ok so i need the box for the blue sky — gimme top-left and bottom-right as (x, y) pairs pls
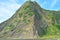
(0, 0), (60, 23)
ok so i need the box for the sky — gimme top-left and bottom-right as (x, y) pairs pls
(0, 0), (60, 23)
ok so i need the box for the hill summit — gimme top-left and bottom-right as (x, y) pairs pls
(0, 1), (60, 39)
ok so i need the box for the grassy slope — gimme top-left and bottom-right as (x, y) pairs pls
(33, 1), (60, 38)
(0, 1), (36, 38)
(39, 10), (60, 38)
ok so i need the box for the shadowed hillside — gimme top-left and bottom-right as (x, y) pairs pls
(0, 1), (60, 39)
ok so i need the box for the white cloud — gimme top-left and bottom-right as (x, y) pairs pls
(0, 0), (21, 23)
(50, 0), (58, 8)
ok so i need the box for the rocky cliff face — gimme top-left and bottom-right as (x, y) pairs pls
(0, 1), (60, 39)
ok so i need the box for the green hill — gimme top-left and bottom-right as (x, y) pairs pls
(0, 1), (60, 39)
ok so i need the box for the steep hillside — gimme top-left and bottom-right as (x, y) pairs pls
(0, 1), (60, 39)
